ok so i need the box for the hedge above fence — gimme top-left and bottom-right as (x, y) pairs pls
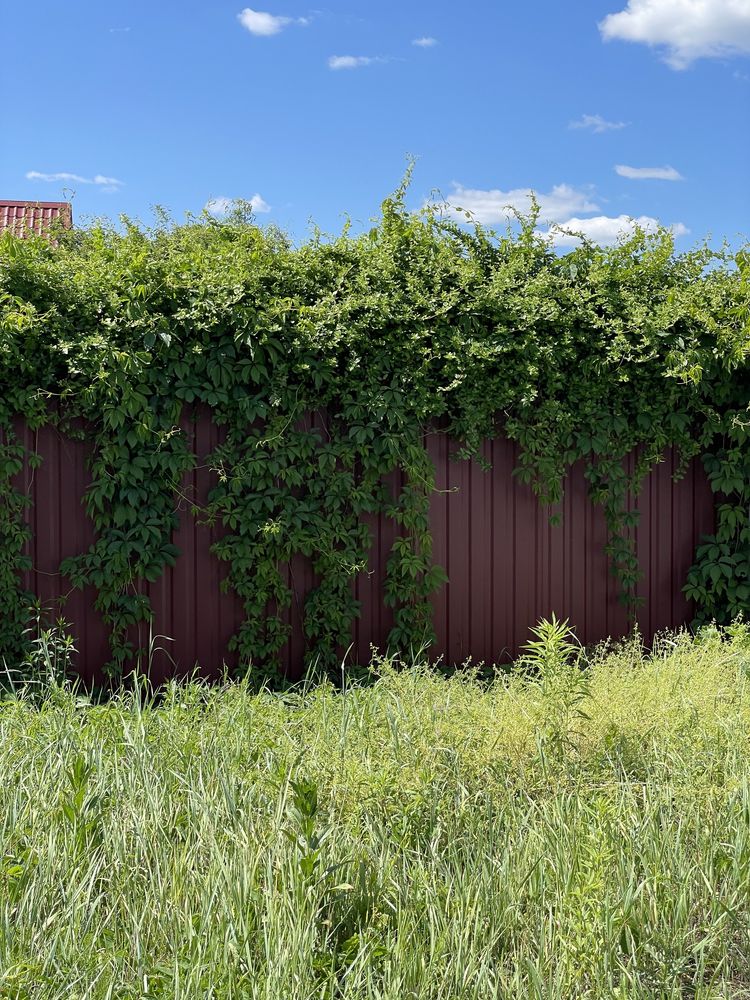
(0, 185), (748, 677)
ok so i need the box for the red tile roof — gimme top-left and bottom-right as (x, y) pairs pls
(0, 200), (73, 238)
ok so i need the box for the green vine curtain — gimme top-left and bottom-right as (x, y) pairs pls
(0, 189), (748, 678)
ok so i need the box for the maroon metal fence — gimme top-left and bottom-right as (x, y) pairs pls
(14, 417), (715, 683)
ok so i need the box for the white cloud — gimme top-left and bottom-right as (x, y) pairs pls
(26, 170), (123, 190)
(615, 164), (684, 179)
(569, 113), (628, 132)
(412, 36), (438, 47)
(439, 183), (599, 225)
(205, 197), (233, 216)
(327, 54), (386, 69)
(27, 171), (88, 184)
(205, 195), (271, 217)
(237, 8), (308, 36)
(249, 193), (271, 213)
(599, 0), (750, 69)
(539, 214), (689, 246)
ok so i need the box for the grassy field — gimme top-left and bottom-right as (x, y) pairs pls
(1, 622), (750, 999)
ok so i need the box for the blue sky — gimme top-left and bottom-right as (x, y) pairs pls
(3, 0), (749, 248)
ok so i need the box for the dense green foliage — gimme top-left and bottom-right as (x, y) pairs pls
(0, 187), (748, 676)
(1, 624), (750, 996)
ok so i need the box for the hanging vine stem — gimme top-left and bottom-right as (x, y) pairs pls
(0, 419), (35, 665)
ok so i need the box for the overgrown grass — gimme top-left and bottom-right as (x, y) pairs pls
(2, 623), (750, 998)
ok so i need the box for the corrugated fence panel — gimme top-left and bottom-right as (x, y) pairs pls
(13, 416), (715, 682)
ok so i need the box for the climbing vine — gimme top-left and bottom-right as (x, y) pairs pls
(683, 249), (750, 624)
(0, 188), (747, 678)
(0, 420), (34, 666)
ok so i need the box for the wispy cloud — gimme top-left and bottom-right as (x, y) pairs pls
(327, 54), (387, 70)
(108, 27), (131, 34)
(599, 0), (750, 69)
(539, 215), (689, 247)
(615, 164), (684, 180)
(412, 36), (438, 47)
(205, 195), (271, 216)
(569, 113), (628, 133)
(237, 7), (309, 36)
(27, 171), (88, 184)
(437, 183), (599, 225)
(26, 170), (123, 192)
